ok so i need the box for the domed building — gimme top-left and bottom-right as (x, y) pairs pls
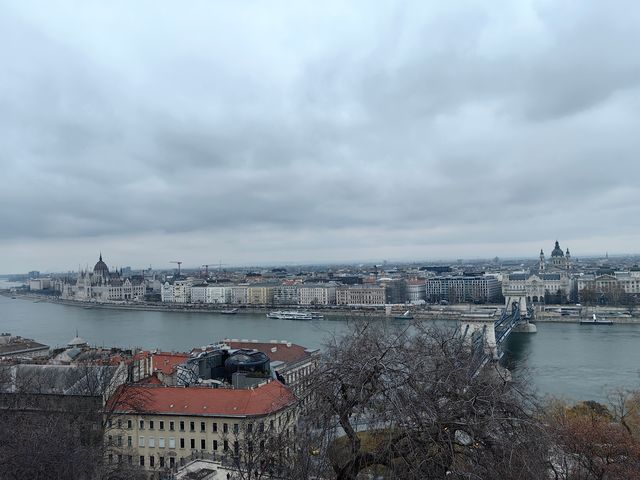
(540, 240), (571, 271)
(62, 254), (146, 302)
(503, 240), (574, 304)
(93, 253), (110, 279)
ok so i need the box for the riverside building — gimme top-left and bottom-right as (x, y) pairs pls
(108, 380), (297, 475)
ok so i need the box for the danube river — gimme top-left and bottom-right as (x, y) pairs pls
(2, 290), (640, 403)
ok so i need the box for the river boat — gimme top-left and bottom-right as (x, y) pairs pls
(394, 310), (414, 320)
(220, 308), (239, 315)
(267, 310), (315, 320)
(579, 313), (613, 325)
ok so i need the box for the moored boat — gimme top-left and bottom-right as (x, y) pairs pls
(579, 313), (613, 325)
(220, 308), (239, 315)
(394, 310), (414, 320)
(267, 310), (314, 320)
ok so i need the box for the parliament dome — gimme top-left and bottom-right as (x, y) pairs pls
(93, 253), (109, 276)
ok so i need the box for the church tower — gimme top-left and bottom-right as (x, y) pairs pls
(539, 249), (545, 271)
(565, 248), (571, 270)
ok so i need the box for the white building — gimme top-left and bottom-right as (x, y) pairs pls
(406, 280), (426, 303)
(206, 285), (232, 304)
(161, 280), (193, 303)
(298, 284), (337, 305)
(190, 284), (208, 304)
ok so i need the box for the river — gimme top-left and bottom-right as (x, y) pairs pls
(1, 286), (639, 403)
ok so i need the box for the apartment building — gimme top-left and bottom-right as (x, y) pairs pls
(298, 284), (337, 306)
(108, 381), (296, 475)
(426, 275), (501, 303)
(336, 285), (386, 306)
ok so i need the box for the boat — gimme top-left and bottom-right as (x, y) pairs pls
(266, 310), (314, 320)
(220, 308), (239, 315)
(394, 310), (414, 320)
(579, 313), (613, 325)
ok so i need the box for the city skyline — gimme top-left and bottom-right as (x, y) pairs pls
(2, 1), (640, 272)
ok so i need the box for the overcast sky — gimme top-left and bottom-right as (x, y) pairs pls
(1, 1), (640, 273)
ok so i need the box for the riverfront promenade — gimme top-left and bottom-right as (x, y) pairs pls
(3, 290), (639, 324)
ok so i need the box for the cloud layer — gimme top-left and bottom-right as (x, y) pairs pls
(1, 1), (640, 272)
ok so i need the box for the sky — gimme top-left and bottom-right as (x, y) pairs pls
(1, 0), (640, 273)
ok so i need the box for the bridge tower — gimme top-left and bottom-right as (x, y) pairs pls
(503, 289), (537, 333)
(461, 315), (499, 361)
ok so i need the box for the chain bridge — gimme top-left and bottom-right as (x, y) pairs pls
(462, 289), (537, 372)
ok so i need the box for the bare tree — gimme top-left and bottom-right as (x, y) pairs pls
(0, 362), (146, 480)
(287, 320), (551, 480)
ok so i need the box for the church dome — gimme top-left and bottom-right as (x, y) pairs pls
(551, 241), (564, 257)
(93, 253), (109, 276)
(68, 335), (87, 348)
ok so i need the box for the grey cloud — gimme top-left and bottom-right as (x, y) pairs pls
(1, 1), (640, 270)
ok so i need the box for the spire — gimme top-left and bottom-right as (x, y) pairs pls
(99, 252), (103, 262)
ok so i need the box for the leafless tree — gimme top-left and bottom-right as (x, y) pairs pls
(286, 320), (551, 480)
(0, 361), (147, 480)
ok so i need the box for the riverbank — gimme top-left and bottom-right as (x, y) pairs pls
(3, 290), (639, 324)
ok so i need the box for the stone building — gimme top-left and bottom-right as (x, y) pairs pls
(63, 254), (146, 302)
(502, 241), (574, 303)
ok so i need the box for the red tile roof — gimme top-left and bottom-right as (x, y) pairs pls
(114, 381), (295, 417)
(224, 340), (314, 365)
(151, 352), (190, 375)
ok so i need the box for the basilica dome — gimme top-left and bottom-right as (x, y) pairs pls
(551, 241), (564, 258)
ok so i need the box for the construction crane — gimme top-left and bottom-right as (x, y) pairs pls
(170, 261), (183, 276)
(202, 262), (227, 278)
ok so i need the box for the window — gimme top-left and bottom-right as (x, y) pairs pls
(233, 423), (239, 434)
(270, 420), (274, 429)
(127, 436), (132, 447)
(234, 441), (239, 455)
(179, 421), (185, 431)
(108, 454), (113, 464)
(259, 422), (264, 433)
(159, 438), (165, 448)
(223, 440), (229, 451)
(190, 439), (195, 449)
(150, 456), (155, 467)
(149, 437), (155, 448)
(223, 423), (228, 434)
(117, 436), (122, 447)
(169, 457), (175, 468)
(159, 457), (165, 468)
(170, 421), (175, 431)
(127, 419), (132, 429)
(108, 435), (112, 445)
(117, 419), (122, 429)
(201, 439), (206, 450)
(213, 440), (218, 451)
(139, 436), (145, 447)
(128, 455), (132, 465)
(149, 420), (154, 430)
(190, 421), (195, 432)
(247, 423), (253, 433)
(180, 438), (185, 449)
(117, 454), (122, 463)
(139, 420), (144, 430)
(169, 438), (176, 449)
(212, 422), (217, 432)
(139, 456), (144, 467)
(200, 421), (205, 432)
(159, 421), (164, 430)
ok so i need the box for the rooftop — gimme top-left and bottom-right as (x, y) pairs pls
(113, 380), (295, 417)
(224, 339), (317, 365)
